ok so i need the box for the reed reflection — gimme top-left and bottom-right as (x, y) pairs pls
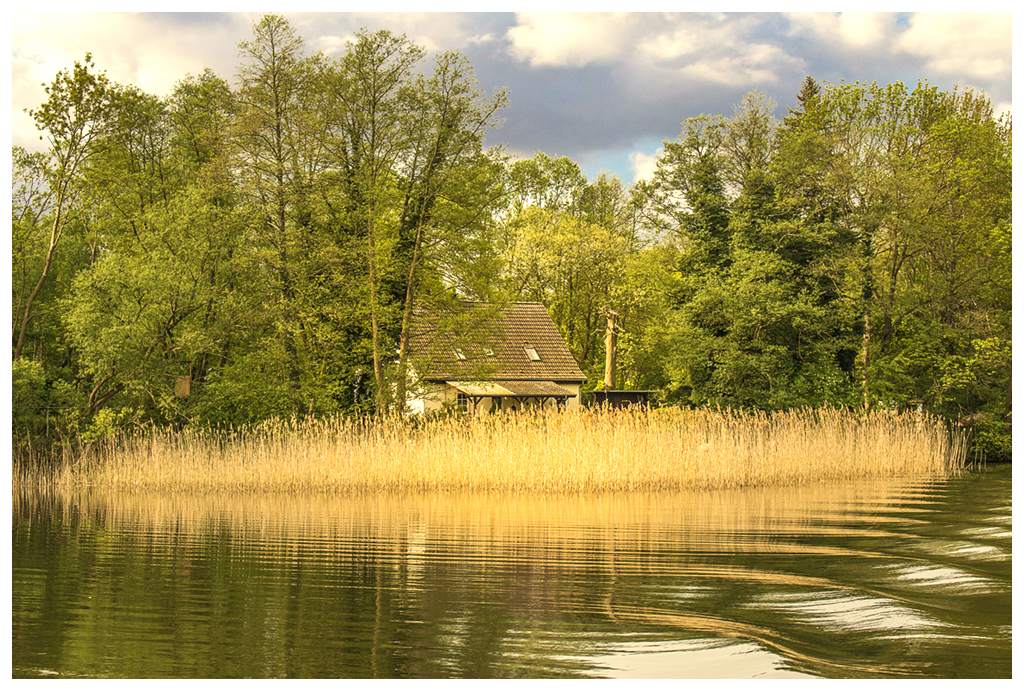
(12, 468), (1011, 678)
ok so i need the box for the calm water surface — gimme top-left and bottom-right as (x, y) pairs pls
(12, 465), (1011, 678)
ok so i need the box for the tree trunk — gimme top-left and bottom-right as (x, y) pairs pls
(1005, 361), (1012, 423)
(394, 249), (419, 412)
(14, 213), (63, 362)
(394, 120), (447, 412)
(368, 217), (387, 417)
(860, 311), (871, 411)
(604, 309), (618, 390)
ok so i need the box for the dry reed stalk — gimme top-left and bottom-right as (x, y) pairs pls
(13, 407), (966, 493)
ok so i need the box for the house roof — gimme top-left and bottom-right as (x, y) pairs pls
(411, 302), (586, 383)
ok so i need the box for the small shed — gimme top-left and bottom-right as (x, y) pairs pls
(588, 390), (653, 409)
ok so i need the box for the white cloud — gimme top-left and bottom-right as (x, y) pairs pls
(12, 13), (239, 150)
(507, 13), (800, 89)
(629, 150), (660, 184)
(304, 12), (495, 58)
(628, 18), (803, 94)
(834, 13), (897, 48)
(465, 33), (496, 46)
(638, 21), (703, 62)
(314, 34), (356, 58)
(29, 14), (224, 96)
(785, 12), (899, 50)
(784, 12), (1012, 88)
(504, 11), (1012, 97)
(897, 13), (1011, 83)
(506, 12), (639, 67)
(674, 43), (795, 87)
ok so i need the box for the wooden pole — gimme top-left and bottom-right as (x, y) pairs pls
(604, 309), (618, 390)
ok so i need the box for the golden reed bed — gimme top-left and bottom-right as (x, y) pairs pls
(14, 407), (967, 493)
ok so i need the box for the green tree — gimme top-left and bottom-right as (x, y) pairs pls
(55, 62), (258, 424)
(502, 208), (628, 376)
(723, 89), (778, 189)
(391, 50), (508, 409)
(648, 115), (732, 274)
(322, 28), (426, 414)
(15, 54), (113, 362)
(866, 87), (1011, 433)
(499, 155), (674, 391)
(504, 152), (590, 219)
(322, 29), (508, 413)
(233, 14), (319, 407)
(786, 80), (1011, 428)
(11, 147), (60, 359)
(655, 88), (863, 409)
(64, 179), (250, 421)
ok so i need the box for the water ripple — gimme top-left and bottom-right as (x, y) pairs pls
(12, 465), (1012, 678)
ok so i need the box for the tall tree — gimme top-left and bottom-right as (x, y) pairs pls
(392, 50), (508, 408)
(15, 54), (112, 361)
(723, 89), (778, 190)
(322, 29), (507, 413)
(233, 14), (316, 405)
(500, 154), (673, 390)
(649, 115), (732, 276)
(62, 68), (252, 422)
(784, 80), (1011, 421)
(654, 87), (864, 409)
(323, 28), (425, 414)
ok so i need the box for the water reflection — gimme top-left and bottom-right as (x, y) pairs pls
(12, 466), (1011, 678)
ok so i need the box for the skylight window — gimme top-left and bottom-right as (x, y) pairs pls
(525, 347), (541, 362)
(453, 348), (466, 361)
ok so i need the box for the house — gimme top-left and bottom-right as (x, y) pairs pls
(407, 302), (587, 415)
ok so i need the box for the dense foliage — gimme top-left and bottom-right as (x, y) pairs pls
(12, 17), (1011, 461)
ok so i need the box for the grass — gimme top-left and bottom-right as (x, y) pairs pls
(13, 406), (967, 493)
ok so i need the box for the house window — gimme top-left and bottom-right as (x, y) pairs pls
(453, 348), (466, 361)
(525, 347), (541, 361)
(457, 392), (469, 413)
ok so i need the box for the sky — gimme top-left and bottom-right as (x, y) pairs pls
(9, 8), (1014, 185)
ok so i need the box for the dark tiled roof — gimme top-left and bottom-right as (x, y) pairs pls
(411, 302), (586, 382)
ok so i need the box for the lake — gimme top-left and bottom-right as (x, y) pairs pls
(11, 464), (1011, 678)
